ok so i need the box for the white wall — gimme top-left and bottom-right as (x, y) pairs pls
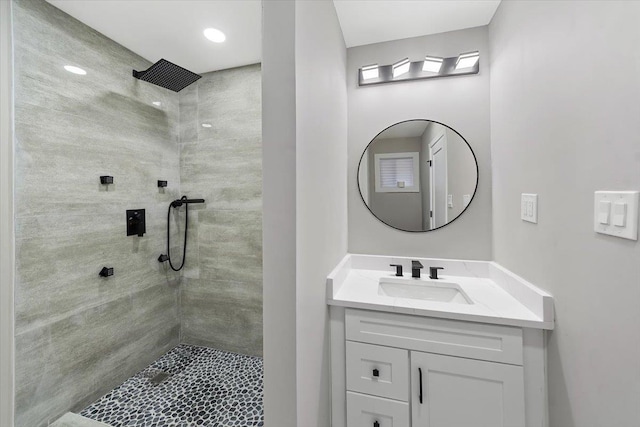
(295, 1), (348, 425)
(263, 1), (348, 426)
(0, 0), (15, 425)
(262, 1), (297, 425)
(347, 27), (492, 259)
(489, 2), (640, 426)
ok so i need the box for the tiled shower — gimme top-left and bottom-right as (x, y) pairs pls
(12, 0), (262, 425)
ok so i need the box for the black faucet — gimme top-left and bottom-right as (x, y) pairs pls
(429, 266), (444, 280)
(411, 260), (424, 278)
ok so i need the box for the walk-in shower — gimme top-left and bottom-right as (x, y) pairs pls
(158, 196), (205, 271)
(12, 0), (263, 425)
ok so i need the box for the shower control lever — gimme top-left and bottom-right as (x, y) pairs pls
(126, 209), (146, 237)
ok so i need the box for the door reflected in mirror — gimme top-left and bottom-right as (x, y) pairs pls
(358, 120), (478, 232)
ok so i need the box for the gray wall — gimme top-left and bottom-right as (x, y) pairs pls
(295, 1), (348, 425)
(347, 26), (492, 259)
(367, 137), (423, 230)
(12, 1), (182, 425)
(262, 1), (298, 425)
(262, 1), (348, 426)
(178, 64), (263, 356)
(489, 2), (640, 426)
(0, 0), (15, 425)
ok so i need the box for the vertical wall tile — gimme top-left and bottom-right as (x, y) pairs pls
(179, 64), (263, 357)
(13, 0), (181, 425)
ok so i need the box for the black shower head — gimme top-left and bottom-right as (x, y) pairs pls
(133, 58), (201, 92)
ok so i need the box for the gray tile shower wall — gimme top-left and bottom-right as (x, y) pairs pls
(13, 1), (181, 425)
(178, 65), (263, 357)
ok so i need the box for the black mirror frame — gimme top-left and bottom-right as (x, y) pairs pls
(357, 119), (480, 233)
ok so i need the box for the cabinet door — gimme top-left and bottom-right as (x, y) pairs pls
(411, 352), (525, 427)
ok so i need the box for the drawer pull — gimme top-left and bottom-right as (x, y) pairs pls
(373, 421), (380, 427)
(418, 367), (423, 404)
(372, 368), (380, 377)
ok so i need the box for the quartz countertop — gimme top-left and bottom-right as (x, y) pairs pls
(327, 254), (554, 330)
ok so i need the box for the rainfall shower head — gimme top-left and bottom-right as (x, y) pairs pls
(133, 59), (201, 92)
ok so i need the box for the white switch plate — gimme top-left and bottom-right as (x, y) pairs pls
(521, 194), (538, 223)
(463, 194), (471, 207)
(594, 191), (639, 240)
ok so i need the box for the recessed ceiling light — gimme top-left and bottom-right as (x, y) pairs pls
(64, 65), (86, 75)
(392, 58), (410, 78)
(204, 28), (226, 43)
(201, 123), (212, 128)
(361, 64), (379, 80)
(422, 56), (444, 73)
(455, 51), (479, 70)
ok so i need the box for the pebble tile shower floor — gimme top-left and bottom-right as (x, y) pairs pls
(80, 344), (263, 427)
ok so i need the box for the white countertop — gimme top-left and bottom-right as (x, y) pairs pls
(327, 254), (554, 330)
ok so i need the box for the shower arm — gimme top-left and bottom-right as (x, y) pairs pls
(171, 198), (205, 208)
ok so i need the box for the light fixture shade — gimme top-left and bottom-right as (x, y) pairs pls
(392, 58), (411, 77)
(361, 64), (379, 80)
(455, 51), (479, 69)
(422, 56), (444, 73)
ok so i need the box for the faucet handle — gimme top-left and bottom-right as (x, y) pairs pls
(429, 266), (444, 280)
(389, 264), (403, 277)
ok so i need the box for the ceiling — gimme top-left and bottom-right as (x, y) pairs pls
(46, 1), (499, 75)
(333, 0), (501, 48)
(378, 121), (432, 139)
(46, 0), (261, 74)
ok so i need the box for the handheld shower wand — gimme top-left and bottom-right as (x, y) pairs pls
(158, 196), (205, 271)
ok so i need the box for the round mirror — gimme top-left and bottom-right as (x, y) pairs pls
(357, 119), (478, 232)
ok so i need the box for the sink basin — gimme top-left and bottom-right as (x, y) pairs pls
(378, 277), (473, 304)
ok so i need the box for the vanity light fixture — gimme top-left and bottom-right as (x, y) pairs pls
(422, 56), (444, 73)
(201, 123), (212, 128)
(392, 58), (411, 77)
(204, 28), (226, 43)
(152, 101), (162, 107)
(358, 51), (479, 87)
(361, 64), (379, 80)
(64, 65), (87, 75)
(455, 51), (479, 70)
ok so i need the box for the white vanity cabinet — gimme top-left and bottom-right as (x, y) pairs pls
(335, 308), (546, 427)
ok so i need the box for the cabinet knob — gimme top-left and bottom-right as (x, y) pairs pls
(372, 368), (379, 377)
(373, 422), (380, 427)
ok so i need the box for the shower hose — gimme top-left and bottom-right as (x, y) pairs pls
(166, 195), (189, 271)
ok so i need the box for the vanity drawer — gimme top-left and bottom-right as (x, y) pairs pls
(347, 391), (409, 427)
(346, 341), (409, 401)
(345, 309), (523, 365)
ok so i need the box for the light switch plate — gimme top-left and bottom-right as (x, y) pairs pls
(521, 194), (538, 223)
(463, 194), (471, 207)
(594, 191), (639, 240)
